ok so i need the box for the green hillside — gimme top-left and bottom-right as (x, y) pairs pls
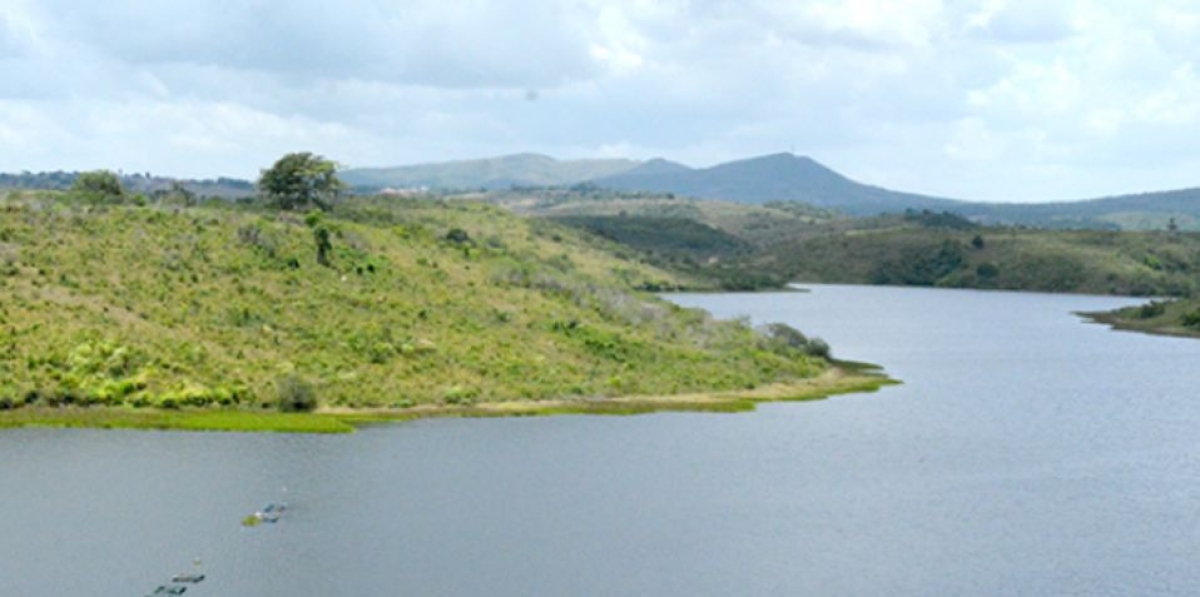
(489, 186), (839, 244)
(522, 199), (1200, 297)
(769, 217), (1200, 296)
(483, 188), (842, 289)
(0, 191), (882, 429)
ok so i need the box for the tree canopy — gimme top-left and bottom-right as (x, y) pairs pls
(71, 170), (125, 203)
(258, 152), (344, 211)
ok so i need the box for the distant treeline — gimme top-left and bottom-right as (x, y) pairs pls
(0, 171), (255, 199)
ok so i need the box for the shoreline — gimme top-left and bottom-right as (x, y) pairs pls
(0, 367), (897, 434)
(1079, 309), (1200, 340)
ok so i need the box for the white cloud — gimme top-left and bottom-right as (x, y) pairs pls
(1134, 64), (1200, 125)
(967, 58), (1083, 118)
(801, 0), (944, 48)
(965, 0), (1078, 43)
(38, 0), (602, 89)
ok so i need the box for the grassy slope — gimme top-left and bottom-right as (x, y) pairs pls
(491, 188), (838, 245)
(489, 189), (843, 289)
(0, 193), (881, 430)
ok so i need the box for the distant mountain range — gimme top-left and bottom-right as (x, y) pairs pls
(342, 152), (975, 214)
(5, 152), (1198, 230)
(0, 171), (254, 199)
(343, 152), (1200, 230)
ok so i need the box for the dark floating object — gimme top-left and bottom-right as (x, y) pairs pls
(242, 500), (289, 526)
(152, 585), (187, 595)
(171, 574), (205, 584)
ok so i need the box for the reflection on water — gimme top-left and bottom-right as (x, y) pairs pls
(2, 285), (1198, 596)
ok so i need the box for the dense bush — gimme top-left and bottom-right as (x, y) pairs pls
(1183, 309), (1200, 328)
(760, 322), (832, 360)
(1139, 301), (1167, 319)
(871, 240), (966, 286)
(276, 374), (318, 412)
(445, 228), (472, 245)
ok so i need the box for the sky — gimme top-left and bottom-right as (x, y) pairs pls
(1, 0), (1198, 202)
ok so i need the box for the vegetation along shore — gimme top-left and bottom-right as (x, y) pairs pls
(1080, 298), (1200, 340)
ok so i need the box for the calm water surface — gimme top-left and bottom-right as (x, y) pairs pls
(3, 285), (1199, 596)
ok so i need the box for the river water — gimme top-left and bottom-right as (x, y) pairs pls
(3, 285), (1198, 596)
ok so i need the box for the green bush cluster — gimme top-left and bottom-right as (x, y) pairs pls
(759, 322), (832, 360)
(276, 374), (317, 412)
(1183, 309), (1200, 328)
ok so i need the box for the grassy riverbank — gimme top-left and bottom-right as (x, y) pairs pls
(0, 190), (889, 429)
(0, 406), (355, 433)
(0, 367), (895, 433)
(1082, 298), (1200, 339)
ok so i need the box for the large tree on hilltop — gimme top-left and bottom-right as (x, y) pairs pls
(258, 152), (345, 211)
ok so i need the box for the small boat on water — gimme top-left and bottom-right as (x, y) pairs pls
(242, 500), (289, 526)
(151, 585), (187, 595)
(171, 574), (205, 584)
(263, 502), (288, 513)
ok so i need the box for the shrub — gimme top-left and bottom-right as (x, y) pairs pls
(761, 322), (808, 350)
(442, 385), (479, 405)
(1183, 309), (1200, 328)
(803, 337), (831, 359)
(1139, 301), (1167, 319)
(445, 228), (472, 245)
(976, 262), (1000, 278)
(760, 322), (832, 360)
(276, 374), (318, 412)
(313, 225), (332, 266)
(368, 342), (396, 364)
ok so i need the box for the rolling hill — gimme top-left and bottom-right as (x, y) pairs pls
(960, 188), (1200, 230)
(340, 154), (642, 190)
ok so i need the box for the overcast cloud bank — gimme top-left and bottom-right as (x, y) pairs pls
(1, 0), (1197, 202)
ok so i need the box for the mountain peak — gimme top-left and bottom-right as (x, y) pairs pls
(706, 153), (845, 183)
(495, 152), (557, 163)
(594, 151), (962, 214)
(727, 152), (825, 169)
